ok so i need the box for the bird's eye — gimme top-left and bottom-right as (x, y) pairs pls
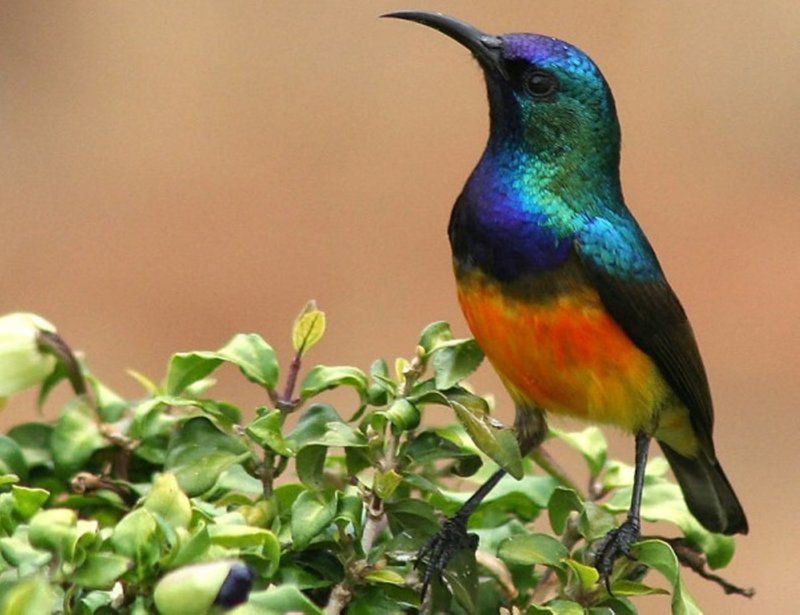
(524, 70), (558, 99)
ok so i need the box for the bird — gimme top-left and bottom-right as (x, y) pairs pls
(383, 11), (748, 596)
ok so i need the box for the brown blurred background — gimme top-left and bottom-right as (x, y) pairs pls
(2, 1), (798, 611)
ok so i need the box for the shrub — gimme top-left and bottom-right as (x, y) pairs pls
(0, 305), (750, 613)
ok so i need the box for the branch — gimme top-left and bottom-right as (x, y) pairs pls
(279, 351), (303, 412)
(323, 583), (352, 615)
(646, 536), (754, 598)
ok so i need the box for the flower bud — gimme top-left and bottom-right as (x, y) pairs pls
(0, 313), (57, 402)
(154, 560), (254, 614)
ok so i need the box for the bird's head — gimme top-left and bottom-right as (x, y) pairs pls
(384, 11), (621, 170)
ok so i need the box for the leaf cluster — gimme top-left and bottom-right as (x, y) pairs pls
(0, 306), (742, 614)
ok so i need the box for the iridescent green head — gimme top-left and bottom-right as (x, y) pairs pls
(383, 12), (621, 173)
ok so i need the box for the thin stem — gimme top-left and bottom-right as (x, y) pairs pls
(324, 583), (352, 615)
(260, 453), (275, 499)
(648, 536), (755, 598)
(281, 352), (302, 408)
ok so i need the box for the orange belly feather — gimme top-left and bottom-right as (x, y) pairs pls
(457, 270), (671, 433)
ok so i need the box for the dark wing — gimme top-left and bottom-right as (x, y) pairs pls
(574, 232), (715, 451)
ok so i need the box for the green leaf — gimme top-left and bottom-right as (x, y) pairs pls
(602, 456), (670, 491)
(232, 586), (323, 615)
(435, 474), (557, 520)
(111, 508), (160, 566)
(290, 490), (338, 548)
(169, 523), (211, 569)
(578, 502), (617, 542)
(564, 558), (599, 591)
(246, 409), (294, 456)
(418, 321), (453, 354)
(432, 339), (484, 389)
(167, 333), (279, 395)
(363, 568), (406, 586)
(292, 301), (326, 354)
(0, 536), (51, 574)
(207, 524), (280, 557)
(548, 487), (583, 535)
(166, 352), (222, 397)
(549, 426), (608, 476)
(143, 472), (192, 530)
(0, 576), (54, 615)
(373, 469), (402, 499)
(451, 400), (523, 479)
(0, 436), (28, 481)
(607, 579), (669, 596)
(216, 333), (279, 389)
(374, 398), (420, 431)
(211, 463), (263, 496)
(72, 552), (131, 589)
(6, 423), (53, 470)
(165, 417), (251, 496)
(1, 485), (49, 525)
(36, 359), (69, 411)
(440, 548), (478, 614)
(0, 474), (18, 488)
(51, 399), (105, 476)
(28, 508), (98, 563)
(404, 430), (481, 477)
(385, 499), (441, 537)
(299, 365), (368, 401)
(286, 405), (367, 450)
(527, 600), (585, 615)
(633, 539), (702, 615)
(497, 532), (567, 568)
(296, 446), (326, 489)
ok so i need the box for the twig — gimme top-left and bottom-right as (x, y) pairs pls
(477, 550), (518, 601)
(280, 351), (302, 411)
(649, 536), (755, 598)
(70, 471), (134, 503)
(324, 583), (352, 615)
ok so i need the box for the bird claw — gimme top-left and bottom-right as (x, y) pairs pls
(593, 518), (640, 593)
(416, 513), (479, 600)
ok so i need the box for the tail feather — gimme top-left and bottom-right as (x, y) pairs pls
(659, 442), (748, 535)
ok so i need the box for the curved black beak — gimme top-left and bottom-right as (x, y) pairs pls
(382, 11), (505, 78)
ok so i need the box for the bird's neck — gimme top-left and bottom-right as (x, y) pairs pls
(448, 138), (625, 283)
(482, 134), (624, 215)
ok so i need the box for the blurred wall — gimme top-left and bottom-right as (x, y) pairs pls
(2, 1), (798, 610)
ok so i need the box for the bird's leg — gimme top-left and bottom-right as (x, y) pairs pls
(416, 468), (506, 599)
(594, 431), (650, 591)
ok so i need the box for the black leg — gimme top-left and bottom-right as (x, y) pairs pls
(417, 468), (506, 599)
(594, 432), (650, 591)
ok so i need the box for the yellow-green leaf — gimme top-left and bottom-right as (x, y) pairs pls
(292, 301), (326, 354)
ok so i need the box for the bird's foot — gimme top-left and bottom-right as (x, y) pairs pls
(416, 513), (479, 599)
(593, 517), (640, 592)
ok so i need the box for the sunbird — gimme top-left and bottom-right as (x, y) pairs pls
(384, 11), (748, 594)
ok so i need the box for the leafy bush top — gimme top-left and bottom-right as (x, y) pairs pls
(0, 305), (750, 614)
